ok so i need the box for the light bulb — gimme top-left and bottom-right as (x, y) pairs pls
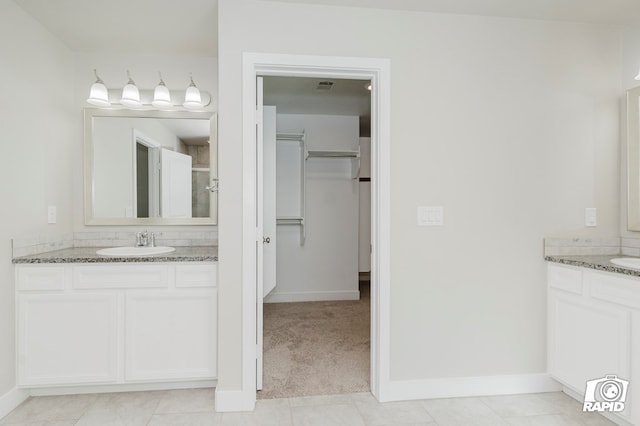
(120, 70), (141, 108)
(152, 72), (172, 109)
(87, 69), (110, 107)
(183, 74), (203, 110)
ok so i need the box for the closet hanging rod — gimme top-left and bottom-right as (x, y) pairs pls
(276, 133), (305, 141)
(306, 149), (359, 159)
(276, 217), (304, 224)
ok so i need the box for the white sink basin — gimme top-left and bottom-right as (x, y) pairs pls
(96, 246), (176, 257)
(610, 257), (640, 269)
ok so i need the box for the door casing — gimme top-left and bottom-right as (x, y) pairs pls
(236, 52), (391, 410)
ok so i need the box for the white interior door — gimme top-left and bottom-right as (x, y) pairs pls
(256, 77), (278, 391)
(160, 148), (192, 218)
(263, 106), (277, 297)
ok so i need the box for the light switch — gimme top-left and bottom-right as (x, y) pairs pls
(47, 205), (57, 224)
(585, 207), (597, 227)
(417, 206), (444, 226)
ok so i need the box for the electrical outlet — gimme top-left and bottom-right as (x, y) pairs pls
(47, 205), (57, 224)
(585, 207), (597, 227)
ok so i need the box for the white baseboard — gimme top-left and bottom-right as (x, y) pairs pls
(0, 387), (29, 421)
(27, 380), (216, 396)
(215, 388), (255, 412)
(378, 373), (562, 402)
(264, 290), (360, 303)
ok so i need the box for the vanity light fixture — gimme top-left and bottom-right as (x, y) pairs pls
(183, 74), (203, 110)
(86, 70), (212, 110)
(635, 68), (640, 81)
(152, 72), (172, 109)
(120, 70), (142, 108)
(87, 69), (110, 107)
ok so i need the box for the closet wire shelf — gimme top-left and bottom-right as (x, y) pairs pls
(305, 147), (361, 179)
(274, 133), (362, 245)
(276, 132), (306, 245)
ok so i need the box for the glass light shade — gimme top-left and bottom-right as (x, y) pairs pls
(87, 81), (110, 107)
(183, 85), (202, 109)
(152, 83), (172, 109)
(635, 69), (640, 81)
(121, 83), (141, 107)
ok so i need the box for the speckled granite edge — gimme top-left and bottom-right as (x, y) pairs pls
(12, 246), (217, 264)
(545, 255), (640, 278)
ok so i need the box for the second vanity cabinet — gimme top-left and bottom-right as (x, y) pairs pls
(548, 262), (640, 425)
(16, 262), (217, 388)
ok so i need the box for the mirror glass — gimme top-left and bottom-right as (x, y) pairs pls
(628, 86), (640, 231)
(84, 108), (217, 225)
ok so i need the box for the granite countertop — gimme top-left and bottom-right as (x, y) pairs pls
(545, 254), (640, 278)
(12, 246), (218, 264)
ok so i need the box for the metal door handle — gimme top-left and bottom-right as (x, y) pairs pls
(263, 237), (271, 244)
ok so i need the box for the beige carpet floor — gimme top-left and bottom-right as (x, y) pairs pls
(259, 282), (370, 399)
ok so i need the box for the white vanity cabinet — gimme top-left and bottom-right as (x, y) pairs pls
(16, 262), (217, 388)
(547, 263), (639, 425)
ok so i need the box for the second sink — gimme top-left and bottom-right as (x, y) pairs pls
(610, 257), (640, 269)
(96, 246), (176, 257)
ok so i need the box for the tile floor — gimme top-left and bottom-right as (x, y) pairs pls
(0, 389), (616, 426)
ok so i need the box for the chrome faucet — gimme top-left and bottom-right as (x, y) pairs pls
(135, 231), (149, 247)
(135, 231), (161, 247)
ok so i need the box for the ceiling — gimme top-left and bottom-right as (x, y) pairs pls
(263, 77), (372, 134)
(13, 0), (218, 56)
(12, 0), (640, 59)
(160, 118), (211, 146)
(263, 0), (640, 25)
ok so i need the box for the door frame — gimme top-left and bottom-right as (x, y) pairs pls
(131, 129), (161, 218)
(241, 52), (391, 407)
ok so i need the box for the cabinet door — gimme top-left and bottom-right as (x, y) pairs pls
(125, 289), (217, 381)
(18, 293), (118, 386)
(549, 290), (631, 394)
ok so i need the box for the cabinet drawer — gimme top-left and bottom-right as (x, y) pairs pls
(73, 264), (169, 289)
(17, 266), (66, 291)
(587, 271), (640, 309)
(548, 263), (583, 294)
(175, 263), (217, 288)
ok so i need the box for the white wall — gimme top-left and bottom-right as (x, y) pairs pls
(267, 113), (360, 302)
(93, 117), (181, 218)
(0, 0), (75, 396)
(72, 53), (218, 232)
(217, 0), (621, 392)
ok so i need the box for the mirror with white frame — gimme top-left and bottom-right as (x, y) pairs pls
(84, 108), (217, 225)
(628, 86), (640, 230)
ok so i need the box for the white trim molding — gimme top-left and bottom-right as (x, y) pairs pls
(27, 380), (216, 397)
(0, 387), (29, 421)
(215, 389), (254, 412)
(380, 374), (562, 402)
(235, 52), (392, 413)
(264, 290), (360, 303)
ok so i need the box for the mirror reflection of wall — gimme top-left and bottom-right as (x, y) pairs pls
(92, 116), (210, 220)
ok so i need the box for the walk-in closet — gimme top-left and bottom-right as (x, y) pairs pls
(259, 76), (372, 398)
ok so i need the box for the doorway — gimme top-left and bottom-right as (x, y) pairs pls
(240, 53), (391, 407)
(259, 76), (372, 398)
(132, 130), (160, 219)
